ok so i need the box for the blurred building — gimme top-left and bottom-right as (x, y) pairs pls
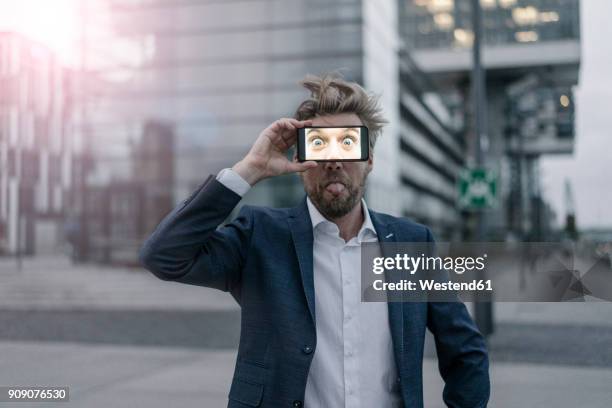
(80, 0), (466, 245)
(81, 120), (175, 264)
(401, 0), (581, 239)
(131, 120), (175, 236)
(394, 50), (466, 238)
(0, 32), (76, 255)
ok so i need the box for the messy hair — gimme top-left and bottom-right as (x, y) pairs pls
(293, 72), (388, 151)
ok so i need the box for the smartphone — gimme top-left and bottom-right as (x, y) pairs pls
(297, 125), (369, 162)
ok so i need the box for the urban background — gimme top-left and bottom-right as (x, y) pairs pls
(1, 0), (611, 407)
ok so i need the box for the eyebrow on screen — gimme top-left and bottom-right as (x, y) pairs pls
(307, 133), (328, 142)
(308, 128), (358, 134)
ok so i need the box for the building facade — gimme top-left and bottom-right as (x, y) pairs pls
(400, 0), (581, 239)
(0, 32), (76, 255)
(91, 0), (466, 242)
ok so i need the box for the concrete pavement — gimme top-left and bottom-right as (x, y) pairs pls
(1, 340), (611, 408)
(1, 255), (612, 406)
(0, 255), (238, 311)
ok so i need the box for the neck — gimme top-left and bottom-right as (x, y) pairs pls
(330, 200), (364, 242)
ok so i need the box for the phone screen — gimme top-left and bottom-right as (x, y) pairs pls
(297, 126), (369, 161)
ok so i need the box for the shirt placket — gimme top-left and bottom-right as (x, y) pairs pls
(341, 240), (361, 407)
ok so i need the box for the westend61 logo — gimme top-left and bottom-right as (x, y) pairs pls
(371, 253), (488, 275)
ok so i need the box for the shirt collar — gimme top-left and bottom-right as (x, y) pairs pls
(306, 196), (377, 241)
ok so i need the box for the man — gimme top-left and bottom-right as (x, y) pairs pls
(139, 73), (490, 408)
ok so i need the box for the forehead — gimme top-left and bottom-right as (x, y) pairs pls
(306, 127), (359, 138)
(310, 112), (362, 127)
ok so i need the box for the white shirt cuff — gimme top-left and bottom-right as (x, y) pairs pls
(216, 168), (252, 197)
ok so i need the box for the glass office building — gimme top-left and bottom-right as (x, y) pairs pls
(73, 0), (469, 248)
(400, 0), (581, 239)
(99, 0), (367, 207)
(401, 0), (580, 49)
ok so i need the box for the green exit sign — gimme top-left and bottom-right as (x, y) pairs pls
(457, 168), (498, 210)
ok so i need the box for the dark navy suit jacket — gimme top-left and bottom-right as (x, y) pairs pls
(139, 174), (490, 408)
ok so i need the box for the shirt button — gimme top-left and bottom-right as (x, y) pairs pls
(302, 345), (313, 354)
(293, 400), (303, 408)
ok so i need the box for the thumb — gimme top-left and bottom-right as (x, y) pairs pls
(286, 160), (318, 173)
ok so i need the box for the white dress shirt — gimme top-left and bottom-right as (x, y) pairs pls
(216, 168), (401, 408)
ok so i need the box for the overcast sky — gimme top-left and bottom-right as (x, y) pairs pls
(540, 0), (612, 229)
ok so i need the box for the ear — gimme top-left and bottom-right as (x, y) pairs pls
(366, 150), (374, 174)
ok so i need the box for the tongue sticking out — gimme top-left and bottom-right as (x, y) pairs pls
(325, 182), (346, 195)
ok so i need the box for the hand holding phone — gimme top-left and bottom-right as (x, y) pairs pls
(297, 126), (369, 162)
(232, 118), (317, 185)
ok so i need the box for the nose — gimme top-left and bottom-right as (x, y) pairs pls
(324, 161), (343, 170)
(324, 140), (342, 160)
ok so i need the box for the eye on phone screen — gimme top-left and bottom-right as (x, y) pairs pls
(297, 126), (369, 162)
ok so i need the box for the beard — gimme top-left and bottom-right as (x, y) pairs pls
(306, 169), (368, 219)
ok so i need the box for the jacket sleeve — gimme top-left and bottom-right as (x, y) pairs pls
(138, 174), (253, 294)
(425, 228), (491, 408)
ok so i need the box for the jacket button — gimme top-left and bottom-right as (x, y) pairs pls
(302, 345), (313, 354)
(293, 400), (303, 407)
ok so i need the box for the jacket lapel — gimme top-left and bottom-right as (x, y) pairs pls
(369, 210), (405, 371)
(288, 197), (316, 325)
